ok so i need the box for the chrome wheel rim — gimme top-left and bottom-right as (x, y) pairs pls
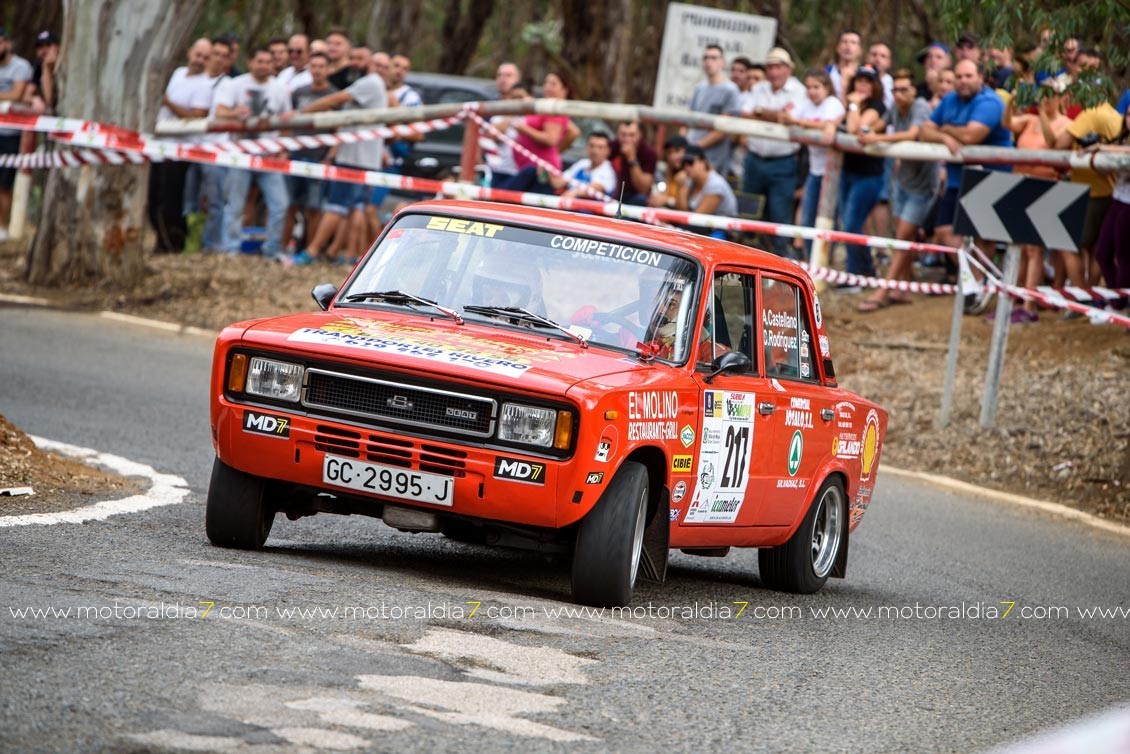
(810, 486), (843, 578)
(628, 486), (648, 589)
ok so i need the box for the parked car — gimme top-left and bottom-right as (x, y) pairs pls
(206, 200), (888, 606)
(401, 73), (496, 179)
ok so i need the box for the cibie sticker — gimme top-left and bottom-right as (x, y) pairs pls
(684, 391), (755, 524)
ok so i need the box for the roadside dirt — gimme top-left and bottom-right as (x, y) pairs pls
(0, 413), (142, 515)
(2, 240), (1127, 522)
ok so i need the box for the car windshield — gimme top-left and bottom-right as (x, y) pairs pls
(339, 213), (701, 362)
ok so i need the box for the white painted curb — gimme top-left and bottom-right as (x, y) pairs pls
(0, 436), (190, 527)
(882, 465), (1130, 538)
(0, 293), (215, 337)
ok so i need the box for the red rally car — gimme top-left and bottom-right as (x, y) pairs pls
(207, 200), (887, 607)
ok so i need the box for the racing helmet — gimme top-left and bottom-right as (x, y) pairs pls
(471, 250), (544, 311)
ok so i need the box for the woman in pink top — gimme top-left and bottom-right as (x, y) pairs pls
(1003, 79), (1071, 321)
(512, 72), (572, 171)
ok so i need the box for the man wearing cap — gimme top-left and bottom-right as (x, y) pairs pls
(916, 42), (952, 100)
(686, 45), (741, 178)
(28, 31), (59, 113)
(739, 46), (807, 258)
(0, 27), (33, 241)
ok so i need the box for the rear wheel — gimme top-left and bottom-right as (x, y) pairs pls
(205, 457), (274, 549)
(758, 477), (845, 593)
(571, 461), (649, 607)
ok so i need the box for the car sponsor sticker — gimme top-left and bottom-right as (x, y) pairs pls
(595, 440), (611, 463)
(685, 391), (755, 524)
(627, 390), (680, 442)
(426, 216), (504, 237)
(861, 409), (880, 481)
(243, 410), (290, 439)
(585, 472), (604, 484)
(787, 430), (803, 476)
(680, 425), (695, 448)
(672, 480), (687, 503)
(288, 317), (580, 378)
(671, 455), (694, 473)
(493, 457), (546, 485)
(669, 507), (682, 522)
(813, 294), (823, 328)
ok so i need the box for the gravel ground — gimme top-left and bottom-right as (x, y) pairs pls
(2, 241), (1127, 521)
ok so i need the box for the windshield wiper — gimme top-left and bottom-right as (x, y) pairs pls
(342, 290), (463, 325)
(463, 305), (588, 348)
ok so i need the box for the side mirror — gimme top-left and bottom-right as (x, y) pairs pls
(311, 283), (338, 311)
(704, 350), (751, 383)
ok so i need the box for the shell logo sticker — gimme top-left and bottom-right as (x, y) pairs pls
(861, 409), (880, 481)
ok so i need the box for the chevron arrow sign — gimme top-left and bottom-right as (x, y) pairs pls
(953, 168), (1089, 251)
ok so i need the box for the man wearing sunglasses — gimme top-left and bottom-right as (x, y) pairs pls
(278, 34), (312, 92)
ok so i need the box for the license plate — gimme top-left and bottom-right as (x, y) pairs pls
(322, 454), (454, 506)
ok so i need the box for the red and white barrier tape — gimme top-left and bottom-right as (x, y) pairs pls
(0, 148), (155, 168)
(0, 111), (463, 160)
(463, 108), (617, 203)
(801, 264), (958, 295)
(966, 253), (1130, 328)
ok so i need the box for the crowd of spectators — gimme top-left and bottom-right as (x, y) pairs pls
(675, 30), (1130, 319)
(0, 22), (1127, 317)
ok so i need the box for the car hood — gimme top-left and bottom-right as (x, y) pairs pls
(239, 310), (648, 394)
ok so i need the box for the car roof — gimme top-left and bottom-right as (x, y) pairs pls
(403, 200), (809, 279)
(405, 72), (497, 96)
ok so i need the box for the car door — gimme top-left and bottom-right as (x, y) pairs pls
(682, 268), (771, 527)
(757, 274), (831, 525)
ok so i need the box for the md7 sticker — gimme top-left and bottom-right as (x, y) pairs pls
(685, 391), (756, 524)
(243, 410), (290, 439)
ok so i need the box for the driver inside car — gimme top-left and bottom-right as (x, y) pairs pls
(469, 251), (546, 314)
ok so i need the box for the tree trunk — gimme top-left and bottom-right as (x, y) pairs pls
(558, 0), (633, 101)
(437, 0), (497, 74)
(368, 1), (422, 57)
(26, 0), (205, 288)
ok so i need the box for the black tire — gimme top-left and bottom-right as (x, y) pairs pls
(205, 457), (274, 549)
(571, 461), (649, 607)
(758, 477), (845, 594)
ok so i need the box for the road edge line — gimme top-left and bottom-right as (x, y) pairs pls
(0, 293), (215, 337)
(882, 465), (1130, 537)
(0, 436), (191, 527)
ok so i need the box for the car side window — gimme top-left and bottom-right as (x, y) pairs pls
(697, 272), (756, 370)
(761, 277), (818, 382)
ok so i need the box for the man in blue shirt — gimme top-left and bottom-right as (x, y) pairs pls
(919, 59), (1012, 311)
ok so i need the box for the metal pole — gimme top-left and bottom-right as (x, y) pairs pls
(980, 243), (1021, 428)
(939, 246), (969, 428)
(808, 149), (842, 293)
(459, 113), (480, 185)
(8, 128), (34, 240)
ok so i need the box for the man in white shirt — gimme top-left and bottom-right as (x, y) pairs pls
(553, 132), (617, 198)
(276, 34), (312, 92)
(150, 38), (213, 253)
(211, 46), (292, 259)
(286, 70), (388, 264)
(826, 29), (862, 100)
(740, 46), (808, 257)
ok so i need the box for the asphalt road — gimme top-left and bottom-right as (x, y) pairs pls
(1, 306), (1127, 753)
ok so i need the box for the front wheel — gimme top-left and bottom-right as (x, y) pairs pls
(571, 461), (649, 607)
(205, 457), (274, 549)
(758, 477), (845, 594)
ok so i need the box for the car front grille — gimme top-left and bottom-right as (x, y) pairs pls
(303, 368), (496, 437)
(313, 425), (469, 477)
